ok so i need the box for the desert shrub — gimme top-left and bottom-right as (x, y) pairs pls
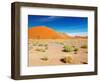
(38, 44), (43, 46)
(74, 48), (78, 51)
(32, 43), (37, 46)
(35, 48), (41, 51)
(38, 43), (48, 47)
(41, 49), (46, 52)
(44, 44), (48, 47)
(35, 48), (46, 52)
(60, 55), (72, 63)
(81, 44), (87, 48)
(81, 62), (88, 64)
(63, 45), (74, 52)
(64, 55), (72, 63)
(40, 57), (48, 61)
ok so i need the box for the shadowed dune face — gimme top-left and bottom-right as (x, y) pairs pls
(28, 26), (71, 39)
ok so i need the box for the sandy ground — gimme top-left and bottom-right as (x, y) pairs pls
(28, 39), (88, 66)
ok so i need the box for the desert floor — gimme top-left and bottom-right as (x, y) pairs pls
(28, 39), (88, 66)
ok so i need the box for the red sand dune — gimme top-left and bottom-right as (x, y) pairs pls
(28, 26), (70, 39)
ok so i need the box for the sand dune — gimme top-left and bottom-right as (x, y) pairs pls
(28, 26), (71, 39)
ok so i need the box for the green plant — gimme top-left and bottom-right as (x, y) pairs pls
(81, 44), (87, 48)
(63, 45), (74, 52)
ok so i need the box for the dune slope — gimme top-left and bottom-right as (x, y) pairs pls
(28, 26), (70, 39)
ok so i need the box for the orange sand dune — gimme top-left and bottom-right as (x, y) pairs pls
(28, 26), (70, 39)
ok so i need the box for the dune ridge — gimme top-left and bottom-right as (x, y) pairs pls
(28, 26), (70, 39)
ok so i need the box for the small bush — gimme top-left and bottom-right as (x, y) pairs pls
(44, 44), (48, 47)
(32, 43), (37, 46)
(81, 44), (87, 48)
(38, 44), (43, 46)
(40, 57), (48, 61)
(63, 45), (74, 52)
(41, 49), (46, 52)
(35, 48), (41, 51)
(81, 62), (88, 64)
(60, 55), (73, 63)
(35, 48), (46, 52)
(74, 48), (78, 51)
(64, 55), (72, 63)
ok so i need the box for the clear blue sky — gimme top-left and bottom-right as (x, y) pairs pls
(28, 15), (88, 36)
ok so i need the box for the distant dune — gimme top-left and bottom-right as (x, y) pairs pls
(74, 36), (88, 39)
(28, 26), (71, 39)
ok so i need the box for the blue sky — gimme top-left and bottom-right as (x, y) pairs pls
(28, 15), (88, 36)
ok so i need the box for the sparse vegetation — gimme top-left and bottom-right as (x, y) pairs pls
(40, 57), (48, 61)
(81, 62), (88, 64)
(60, 55), (72, 63)
(44, 44), (48, 47)
(38, 44), (43, 46)
(32, 43), (37, 46)
(29, 39), (87, 66)
(64, 55), (73, 63)
(35, 48), (46, 52)
(63, 45), (75, 52)
(81, 44), (87, 48)
(74, 47), (78, 54)
(33, 42), (48, 52)
(74, 48), (78, 51)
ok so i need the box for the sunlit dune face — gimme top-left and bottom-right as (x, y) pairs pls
(28, 26), (71, 39)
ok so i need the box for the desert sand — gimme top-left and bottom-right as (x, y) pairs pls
(28, 26), (88, 66)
